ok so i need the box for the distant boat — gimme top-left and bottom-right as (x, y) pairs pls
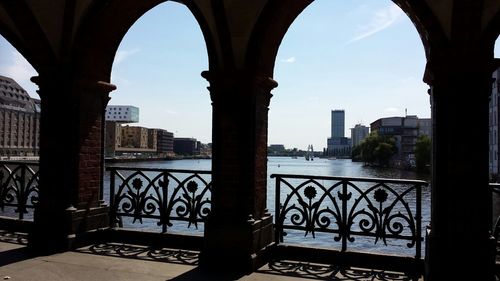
(291, 156), (298, 159)
(328, 157), (337, 160)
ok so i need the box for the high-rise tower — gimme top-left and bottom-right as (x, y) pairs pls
(331, 110), (345, 138)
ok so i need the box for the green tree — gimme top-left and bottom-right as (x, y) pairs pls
(375, 142), (396, 167)
(415, 135), (431, 172)
(358, 131), (397, 167)
(351, 145), (362, 161)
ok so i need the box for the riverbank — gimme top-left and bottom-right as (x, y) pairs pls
(105, 155), (211, 163)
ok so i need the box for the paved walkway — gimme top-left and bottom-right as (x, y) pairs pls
(0, 239), (420, 281)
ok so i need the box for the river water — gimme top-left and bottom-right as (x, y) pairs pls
(105, 156), (431, 257)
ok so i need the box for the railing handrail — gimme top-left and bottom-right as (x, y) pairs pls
(106, 166), (211, 174)
(491, 183), (500, 194)
(0, 161), (39, 166)
(271, 173), (429, 186)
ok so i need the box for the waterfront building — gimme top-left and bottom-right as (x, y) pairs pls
(105, 105), (139, 123)
(121, 126), (148, 149)
(268, 144), (285, 155)
(156, 129), (174, 156)
(0, 75), (39, 157)
(490, 67), (500, 180)
(174, 137), (200, 155)
(104, 121), (122, 157)
(327, 109), (351, 157)
(147, 129), (158, 151)
(417, 118), (432, 138)
(331, 110), (345, 138)
(327, 137), (351, 157)
(370, 115), (420, 167)
(199, 142), (212, 156)
(350, 124), (369, 147)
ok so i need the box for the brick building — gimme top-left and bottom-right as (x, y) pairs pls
(156, 129), (174, 156)
(0, 75), (39, 156)
(173, 137), (199, 155)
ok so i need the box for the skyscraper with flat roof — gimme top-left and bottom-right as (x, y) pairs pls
(327, 109), (350, 157)
(331, 110), (345, 138)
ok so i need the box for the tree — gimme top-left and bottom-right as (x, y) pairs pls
(352, 145), (362, 161)
(415, 135), (431, 172)
(375, 142), (396, 167)
(358, 131), (397, 167)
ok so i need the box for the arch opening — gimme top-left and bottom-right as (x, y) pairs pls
(103, 1), (212, 235)
(0, 35), (40, 158)
(490, 37), (500, 182)
(266, 0), (431, 257)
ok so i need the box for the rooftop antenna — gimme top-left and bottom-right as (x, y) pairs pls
(405, 108), (407, 117)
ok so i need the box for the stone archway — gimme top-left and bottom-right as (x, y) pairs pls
(0, 0), (218, 254)
(245, 1), (496, 280)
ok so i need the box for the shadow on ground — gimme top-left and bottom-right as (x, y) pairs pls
(75, 242), (199, 265)
(0, 231), (35, 267)
(257, 260), (419, 281)
(166, 267), (249, 281)
(0, 230), (28, 245)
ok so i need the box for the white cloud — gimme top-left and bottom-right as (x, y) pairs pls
(164, 109), (178, 115)
(0, 51), (37, 85)
(348, 4), (403, 43)
(282, 57), (296, 63)
(114, 49), (140, 64)
(384, 107), (400, 113)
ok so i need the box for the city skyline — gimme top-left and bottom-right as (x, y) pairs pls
(1, 0), (499, 151)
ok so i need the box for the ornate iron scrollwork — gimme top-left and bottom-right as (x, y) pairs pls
(108, 167), (212, 234)
(272, 174), (427, 258)
(0, 162), (39, 220)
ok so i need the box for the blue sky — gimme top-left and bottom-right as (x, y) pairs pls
(1, 0), (499, 151)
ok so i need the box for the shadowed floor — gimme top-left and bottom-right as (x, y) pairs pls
(0, 232), (421, 281)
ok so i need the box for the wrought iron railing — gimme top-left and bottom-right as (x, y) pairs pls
(0, 161), (39, 220)
(271, 174), (427, 259)
(491, 183), (500, 196)
(491, 183), (500, 237)
(107, 167), (212, 233)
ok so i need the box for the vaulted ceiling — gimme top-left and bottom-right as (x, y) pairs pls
(0, 0), (499, 80)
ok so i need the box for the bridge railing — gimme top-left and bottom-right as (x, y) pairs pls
(491, 183), (500, 237)
(0, 161), (39, 221)
(107, 166), (212, 234)
(271, 173), (428, 259)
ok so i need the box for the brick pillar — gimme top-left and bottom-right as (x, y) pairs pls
(425, 52), (496, 280)
(199, 71), (277, 272)
(28, 70), (116, 253)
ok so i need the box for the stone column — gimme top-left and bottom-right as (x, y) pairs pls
(200, 70), (277, 272)
(425, 51), (496, 280)
(28, 70), (116, 253)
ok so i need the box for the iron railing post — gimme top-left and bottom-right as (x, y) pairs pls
(161, 171), (168, 233)
(416, 183), (422, 260)
(341, 179), (348, 252)
(19, 164), (26, 220)
(109, 168), (116, 228)
(275, 175), (282, 244)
